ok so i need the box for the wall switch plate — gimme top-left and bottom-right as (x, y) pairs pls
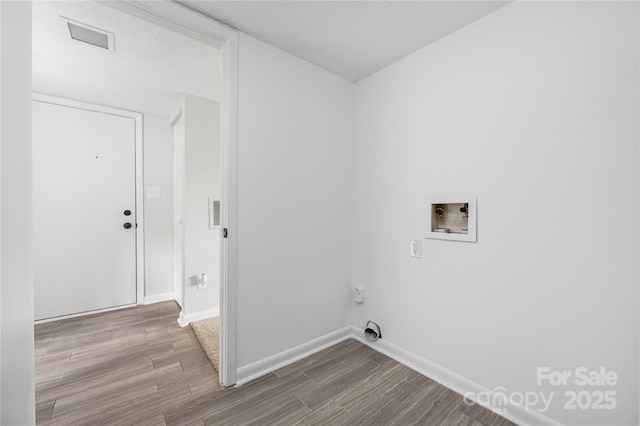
(197, 273), (208, 290)
(410, 240), (422, 258)
(146, 186), (161, 198)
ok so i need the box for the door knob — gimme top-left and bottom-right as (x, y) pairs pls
(124, 210), (131, 216)
(123, 222), (132, 229)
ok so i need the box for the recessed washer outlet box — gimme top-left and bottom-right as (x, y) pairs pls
(425, 196), (477, 242)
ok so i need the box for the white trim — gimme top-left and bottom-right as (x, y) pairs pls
(32, 93), (145, 308)
(235, 327), (353, 386)
(177, 307), (220, 328)
(177, 310), (186, 328)
(111, 1), (236, 45)
(111, 0), (240, 387)
(32, 93), (143, 119)
(169, 107), (182, 127)
(0, 2), (3, 418)
(170, 104), (185, 311)
(34, 304), (137, 324)
(143, 292), (175, 305)
(135, 111), (145, 306)
(219, 28), (239, 387)
(350, 327), (561, 426)
(229, 325), (561, 426)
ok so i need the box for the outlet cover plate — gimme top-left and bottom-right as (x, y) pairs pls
(410, 240), (422, 258)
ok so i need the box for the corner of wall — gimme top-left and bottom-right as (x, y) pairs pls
(0, 1), (35, 424)
(350, 326), (561, 426)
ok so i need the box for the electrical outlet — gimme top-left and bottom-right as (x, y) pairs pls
(410, 240), (422, 258)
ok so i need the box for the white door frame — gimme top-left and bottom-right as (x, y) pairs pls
(170, 107), (185, 310)
(110, 0), (239, 387)
(32, 93), (145, 311)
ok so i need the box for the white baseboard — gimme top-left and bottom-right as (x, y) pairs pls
(143, 292), (175, 305)
(34, 303), (137, 324)
(177, 307), (220, 328)
(350, 326), (561, 426)
(227, 325), (561, 425)
(235, 326), (353, 386)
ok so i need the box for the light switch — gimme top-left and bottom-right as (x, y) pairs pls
(146, 186), (161, 198)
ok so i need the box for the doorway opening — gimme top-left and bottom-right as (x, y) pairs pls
(31, 0), (238, 387)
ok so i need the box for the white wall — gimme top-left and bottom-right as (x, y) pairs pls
(0, 1), (35, 424)
(352, 2), (638, 425)
(2, 2), (636, 424)
(236, 34), (355, 368)
(143, 114), (174, 301)
(183, 94), (220, 317)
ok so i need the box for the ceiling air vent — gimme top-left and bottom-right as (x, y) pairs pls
(62, 17), (114, 52)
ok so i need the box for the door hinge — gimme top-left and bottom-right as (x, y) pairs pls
(223, 228), (228, 238)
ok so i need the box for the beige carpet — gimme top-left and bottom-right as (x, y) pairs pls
(190, 316), (219, 373)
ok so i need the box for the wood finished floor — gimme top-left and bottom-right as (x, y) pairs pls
(35, 301), (515, 426)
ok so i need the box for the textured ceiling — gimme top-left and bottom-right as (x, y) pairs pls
(32, 1), (221, 118)
(176, 1), (511, 82)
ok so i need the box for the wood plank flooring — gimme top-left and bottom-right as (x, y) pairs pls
(35, 301), (514, 426)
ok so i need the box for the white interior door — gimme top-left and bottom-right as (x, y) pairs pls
(33, 100), (137, 320)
